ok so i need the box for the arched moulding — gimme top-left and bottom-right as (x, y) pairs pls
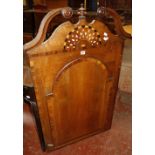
(46, 56), (110, 97)
(97, 7), (132, 39)
(24, 7), (73, 52)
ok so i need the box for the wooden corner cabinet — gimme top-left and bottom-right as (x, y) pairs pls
(23, 5), (131, 151)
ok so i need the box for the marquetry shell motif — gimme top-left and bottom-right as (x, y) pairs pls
(64, 25), (109, 52)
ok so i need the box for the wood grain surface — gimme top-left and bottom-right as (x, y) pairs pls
(24, 7), (126, 151)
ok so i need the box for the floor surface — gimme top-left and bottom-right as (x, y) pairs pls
(23, 93), (132, 155)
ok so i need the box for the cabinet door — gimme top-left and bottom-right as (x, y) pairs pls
(46, 57), (113, 147)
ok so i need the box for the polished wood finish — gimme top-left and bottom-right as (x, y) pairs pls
(24, 6), (129, 151)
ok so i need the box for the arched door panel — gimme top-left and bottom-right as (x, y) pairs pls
(47, 57), (113, 146)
